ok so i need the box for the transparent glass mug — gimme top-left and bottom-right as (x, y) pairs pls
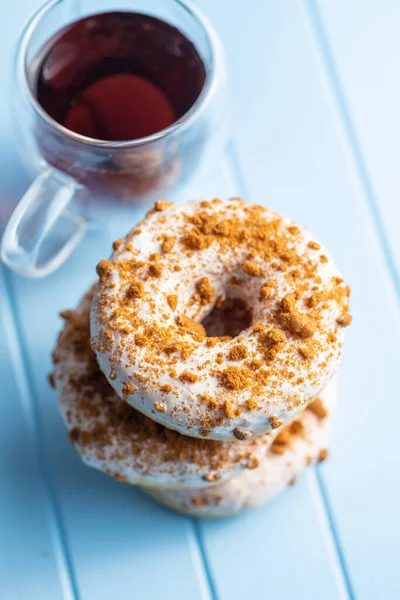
(1, 0), (227, 277)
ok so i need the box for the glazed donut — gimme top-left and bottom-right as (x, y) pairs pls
(52, 289), (276, 488)
(91, 198), (351, 440)
(143, 379), (337, 517)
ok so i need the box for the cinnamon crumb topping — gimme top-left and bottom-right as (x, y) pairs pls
(182, 231), (207, 250)
(308, 241), (321, 250)
(269, 415), (282, 429)
(167, 294), (178, 311)
(318, 448), (328, 463)
(195, 277), (214, 305)
(228, 345), (248, 361)
(176, 315), (206, 339)
(232, 427), (251, 440)
(219, 366), (250, 390)
(127, 281), (145, 299)
(307, 397), (328, 419)
(179, 371), (199, 383)
(96, 260), (114, 279)
(243, 260), (262, 277)
(148, 263), (163, 278)
(277, 294), (315, 339)
(337, 314), (352, 327)
(161, 236), (176, 254)
(154, 200), (172, 212)
(223, 400), (235, 419)
(135, 333), (148, 347)
(113, 239), (123, 251)
(244, 398), (258, 411)
(121, 383), (136, 399)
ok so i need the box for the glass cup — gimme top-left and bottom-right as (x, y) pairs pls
(1, 0), (227, 277)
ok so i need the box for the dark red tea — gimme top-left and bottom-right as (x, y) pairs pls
(33, 11), (206, 141)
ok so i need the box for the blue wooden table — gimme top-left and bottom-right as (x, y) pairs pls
(1, 1), (400, 599)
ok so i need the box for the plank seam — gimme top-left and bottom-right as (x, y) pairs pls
(1, 265), (81, 600)
(305, 0), (400, 304)
(191, 519), (219, 600)
(314, 469), (356, 599)
(226, 140), (354, 598)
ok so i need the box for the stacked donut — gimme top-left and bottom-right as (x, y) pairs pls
(51, 198), (351, 517)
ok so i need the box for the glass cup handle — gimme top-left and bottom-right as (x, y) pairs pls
(1, 168), (87, 278)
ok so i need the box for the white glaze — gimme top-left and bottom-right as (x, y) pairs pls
(91, 198), (348, 440)
(143, 378), (337, 517)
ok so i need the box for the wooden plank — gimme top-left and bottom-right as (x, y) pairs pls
(198, 0), (400, 598)
(312, 0), (400, 277)
(0, 264), (70, 600)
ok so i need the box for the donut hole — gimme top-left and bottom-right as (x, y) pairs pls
(201, 297), (253, 338)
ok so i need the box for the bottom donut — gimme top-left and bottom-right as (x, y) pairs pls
(141, 379), (337, 518)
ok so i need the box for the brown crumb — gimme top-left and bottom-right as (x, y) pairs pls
(202, 472), (222, 483)
(219, 366), (250, 390)
(161, 236), (176, 254)
(167, 294), (178, 311)
(269, 415), (282, 429)
(248, 456), (260, 469)
(308, 241), (321, 250)
(337, 314), (352, 327)
(96, 260), (114, 279)
(318, 448), (329, 463)
(179, 371), (199, 383)
(298, 346), (313, 360)
(127, 281), (145, 299)
(160, 384), (173, 393)
(243, 260), (262, 277)
(48, 373), (55, 389)
(244, 398), (258, 411)
(176, 315), (206, 339)
(68, 428), (80, 444)
(260, 280), (276, 300)
(202, 394), (219, 409)
(289, 420), (304, 436)
(59, 310), (74, 321)
(307, 398), (328, 420)
(148, 263), (163, 278)
(270, 443), (286, 455)
(191, 496), (206, 507)
(182, 231), (206, 250)
(196, 277), (214, 305)
(223, 400), (235, 419)
(112, 238), (123, 251)
(228, 344), (248, 361)
(232, 427), (251, 440)
(135, 333), (148, 347)
(263, 327), (286, 346)
(154, 200), (172, 211)
(121, 383), (136, 399)
(277, 294), (315, 339)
